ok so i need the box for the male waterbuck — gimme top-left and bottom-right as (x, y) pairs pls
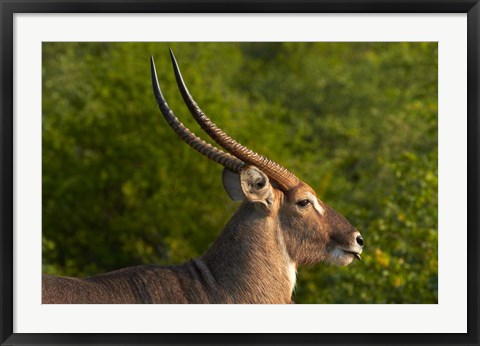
(42, 50), (364, 304)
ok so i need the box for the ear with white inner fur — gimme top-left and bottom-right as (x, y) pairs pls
(240, 166), (274, 207)
(222, 166), (275, 207)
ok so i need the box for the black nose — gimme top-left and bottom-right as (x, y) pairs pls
(356, 235), (364, 247)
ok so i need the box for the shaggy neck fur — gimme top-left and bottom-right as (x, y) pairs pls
(201, 202), (296, 304)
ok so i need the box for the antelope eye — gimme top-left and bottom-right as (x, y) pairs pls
(297, 199), (311, 208)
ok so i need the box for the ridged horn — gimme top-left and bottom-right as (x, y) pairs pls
(168, 49), (301, 191)
(150, 55), (244, 173)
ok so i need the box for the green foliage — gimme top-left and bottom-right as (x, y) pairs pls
(42, 42), (437, 303)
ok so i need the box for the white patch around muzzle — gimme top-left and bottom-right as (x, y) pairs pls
(326, 248), (356, 266)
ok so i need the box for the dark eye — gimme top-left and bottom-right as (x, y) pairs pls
(297, 199), (311, 208)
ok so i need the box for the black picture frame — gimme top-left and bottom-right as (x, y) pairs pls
(1, 1), (479, 345)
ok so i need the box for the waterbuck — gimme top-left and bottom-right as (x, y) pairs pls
(42, 50), (364, 304)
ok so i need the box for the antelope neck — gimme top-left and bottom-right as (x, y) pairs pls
(201, 204), (295, 303)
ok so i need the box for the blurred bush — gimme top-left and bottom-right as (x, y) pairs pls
(42, 42), (437, 303)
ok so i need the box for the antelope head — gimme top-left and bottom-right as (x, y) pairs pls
(150, 50), (364, 272)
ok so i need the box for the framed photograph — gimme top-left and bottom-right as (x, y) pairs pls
(1, 1), (478, 345)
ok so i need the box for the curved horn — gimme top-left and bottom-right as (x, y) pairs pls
(150, 55), (244, 173)
(168, 49), (300, 191)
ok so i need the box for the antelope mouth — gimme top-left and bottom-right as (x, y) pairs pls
(344, 250), (362, 261)
(326, 247), (363, 266)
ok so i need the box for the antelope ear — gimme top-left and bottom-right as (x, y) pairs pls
(240, 166), (274, 207)
(222, 167), (274, 207)
(222, 168), (244, 201)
